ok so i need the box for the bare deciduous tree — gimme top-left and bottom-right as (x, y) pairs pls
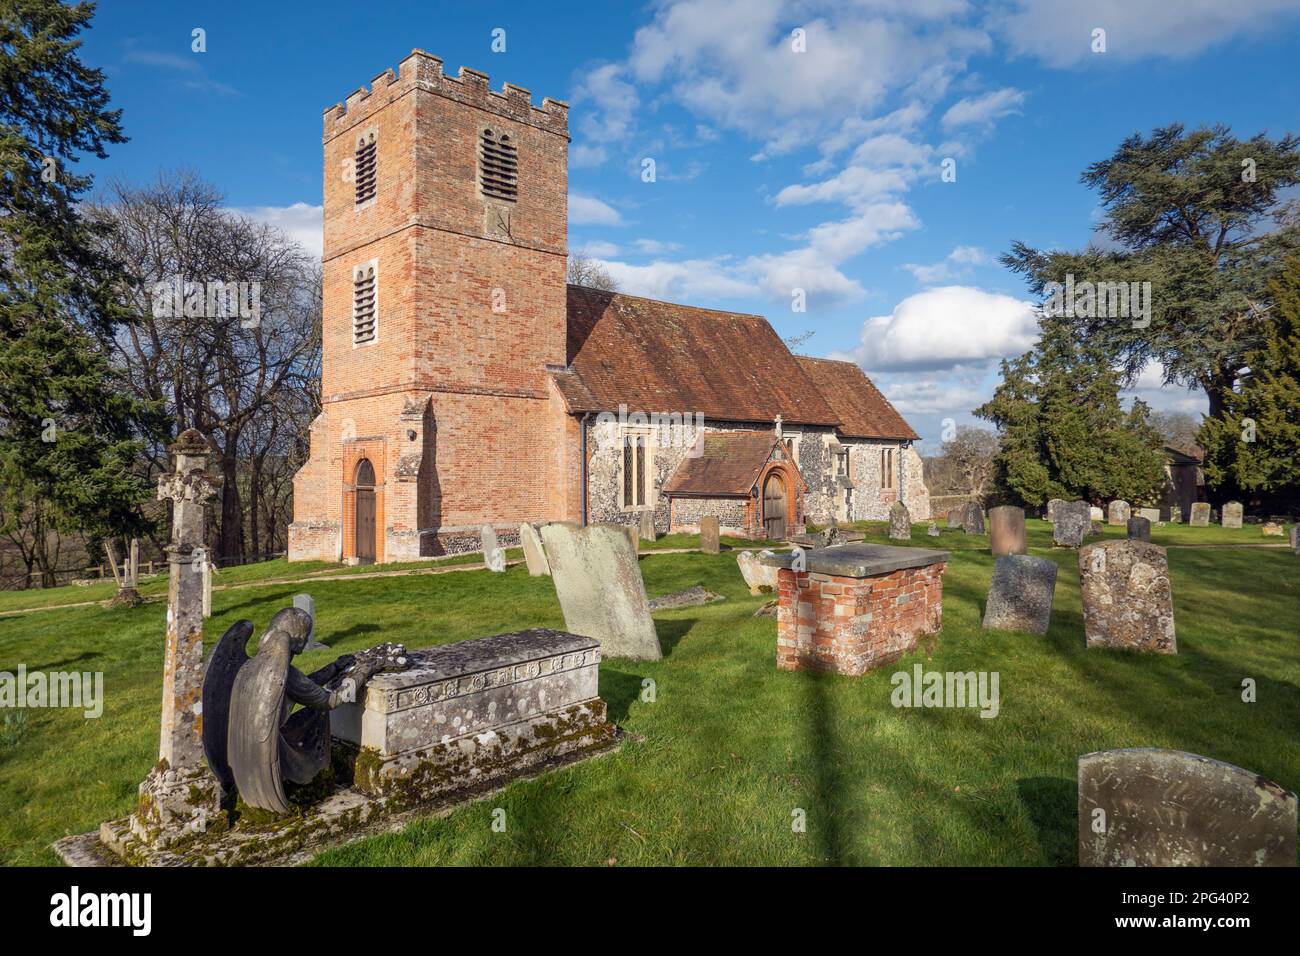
(567, 253), (617, 291)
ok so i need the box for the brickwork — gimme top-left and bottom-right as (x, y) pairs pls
(775, 562), (946, 675)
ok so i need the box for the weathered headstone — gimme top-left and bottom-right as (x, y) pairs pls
(647, 586), (725, 611)
(1262, 521), (1283, 537)
(988, 505), (1026, 556)
(1126, 516), (1151, 542)
(1052, 500), (1089, 548)
(201, 556), (213, 619)
(1221, 501), (1243, 529)
(639, 509), (657, 542)
(1292, 525), (1300, 554)
(1137, 507), (1160, 524)
(519, 522), (551, 576)
(292, 593), (321, 648)
(888, 500), (911, 540)
(1046, 498), (1065, 523)
(1189, 502), (1210, 527)
(1089, 505), (1104, 522)
(927, 522), (940, 537)
(1169, 504), (1182, 524)
(946, 507), (964, 530)
(700, 515), (720, 554)
(540, 522), (661, 660)
(737, 549), (779, 594)
(1079, 749), (1297, 867)
(960, 502), (985, 535)
(1106, 500), (1130, 525)
(481, 524), (506, 572)
(982, 555), (1057, 635)
(1079, 540), (1176, 653)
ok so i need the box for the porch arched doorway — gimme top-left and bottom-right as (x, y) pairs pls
(354, 458), (376, 564)
(762, 472), (787, 540)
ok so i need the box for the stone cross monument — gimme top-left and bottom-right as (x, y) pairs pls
(128, 429), (223, 847)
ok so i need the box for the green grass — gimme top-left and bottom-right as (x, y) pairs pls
(0, 519), (1296, 866)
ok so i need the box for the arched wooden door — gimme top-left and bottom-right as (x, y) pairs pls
(354, 459), (376, 564)
(763, 472), (787, 540)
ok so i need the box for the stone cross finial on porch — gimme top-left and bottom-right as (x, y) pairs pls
(774, 415), (783, 438)
(155, 428), (221, 770)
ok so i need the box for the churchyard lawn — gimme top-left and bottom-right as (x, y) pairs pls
(1, 519), (1295, 865)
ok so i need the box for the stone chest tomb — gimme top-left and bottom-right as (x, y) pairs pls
(332, 628), (613, 796)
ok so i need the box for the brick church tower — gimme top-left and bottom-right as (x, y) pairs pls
(289, 51), (571, 562)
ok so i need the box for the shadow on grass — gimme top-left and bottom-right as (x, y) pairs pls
(655, 617), (697, 657)
(1016, 776), (1077, 865)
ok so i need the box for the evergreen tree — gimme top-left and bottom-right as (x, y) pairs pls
(1198, 257), (1300, 495)
(976, 326), (1166, 506)
(0, 1), (162, 553)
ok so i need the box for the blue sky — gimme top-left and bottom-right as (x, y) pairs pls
(81, 0), (1300, 448)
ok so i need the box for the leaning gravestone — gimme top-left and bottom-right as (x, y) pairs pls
(888, 501), (911, 540)
(1126, 516), (1151, 542)
(540, 522), (661, 660)
(946, 507), (964, 530)
(736, 549), (779, 594)
(982, 555), (1057, 635)
(1046, 498), (1066, 523)
(519, 522), (551, 576)
(960, 502), (985, 535)
(1222, 501), (1243, 529)
(700, 515), (720, 554)
(481, 524), (506, 572)
(1053, 501), (1089, 548)
(1107, 500), (1130, 525)
(1079, 749), (1297, 867)
(1138, 507), (1160, 524)
(1189, 502), (1210, 527)
(1079, 540), (1176, 653)
(988, 505), (1026, 556)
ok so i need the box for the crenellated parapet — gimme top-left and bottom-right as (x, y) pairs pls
(323, 49), (569, 140)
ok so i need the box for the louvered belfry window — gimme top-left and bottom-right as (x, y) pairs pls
(354, 130), (377, 204)
(479, 128), (518, 202)
(352, 263), (377, 345)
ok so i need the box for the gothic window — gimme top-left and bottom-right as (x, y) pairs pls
(354, 129), (377, 204)
(880, 447), (895, 490)
(352, 262), (377, 346)
(621, 428), (653, 510)
(835, 448), (849, 477)
(479, 128), (518, 203)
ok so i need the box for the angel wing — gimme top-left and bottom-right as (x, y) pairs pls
(201, 620), (254, 799)
(229, 631), (292, 814)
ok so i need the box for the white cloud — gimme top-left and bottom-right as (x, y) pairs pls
(569, 193), (623, 226)
(846, 285), (1040, 372)
(574, 240), (620, 258)
(940, 87), (1025, 130)
(903, 244), (989, 284)
(597, 257), (758, 302)
(633, 238), (683, 255)
(992, 0), (1300, 67)
(234, 202), (323, 260)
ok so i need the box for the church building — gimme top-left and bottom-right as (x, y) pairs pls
(289, 52), (930, 564)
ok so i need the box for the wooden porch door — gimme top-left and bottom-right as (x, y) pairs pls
(355, 459), (376, 564)
(763, 472), (786, 540)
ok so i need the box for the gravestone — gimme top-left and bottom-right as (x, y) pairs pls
(946, 507), (964, 530)
(737, 549), (779, 593)
(960, 502), (985, 535)
(1046, 498), (1065, 523)
(988, 505), (1026, 556)
(1138, 507), (1160, 524)
(1189, 502), (1210, 527)
(1169, 504), (1182, 524)
(1292, 525), (1300, 554)
(1079, 540), (1176, 653)
(1079, 749), (1297, 867)
(1089, 505), (1104, 522)
(540, 522), (661, 660)
(481, 524), (506, 572)
(1052, 500), (1089, 548)
(519, 522), (551, 576)
(927, 522), (940, 537)
(1222, 501), (1243, 529)
(700, 515), (720, 554)
(982, 555), (1057, 635)
(1107, 500), (1130, 525)
(639, 509), (657, 542)
(1126, 516), (1151, 542)
(292, 593), (327, 650)
(1262, 521), (1283, 537)
(888, 501), (911, 540)
(647, 586), (725, 611)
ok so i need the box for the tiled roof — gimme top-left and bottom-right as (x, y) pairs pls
(556, 286), (839, 426)
(794, 356), (920, 441)
(662, 431), (783, 496)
